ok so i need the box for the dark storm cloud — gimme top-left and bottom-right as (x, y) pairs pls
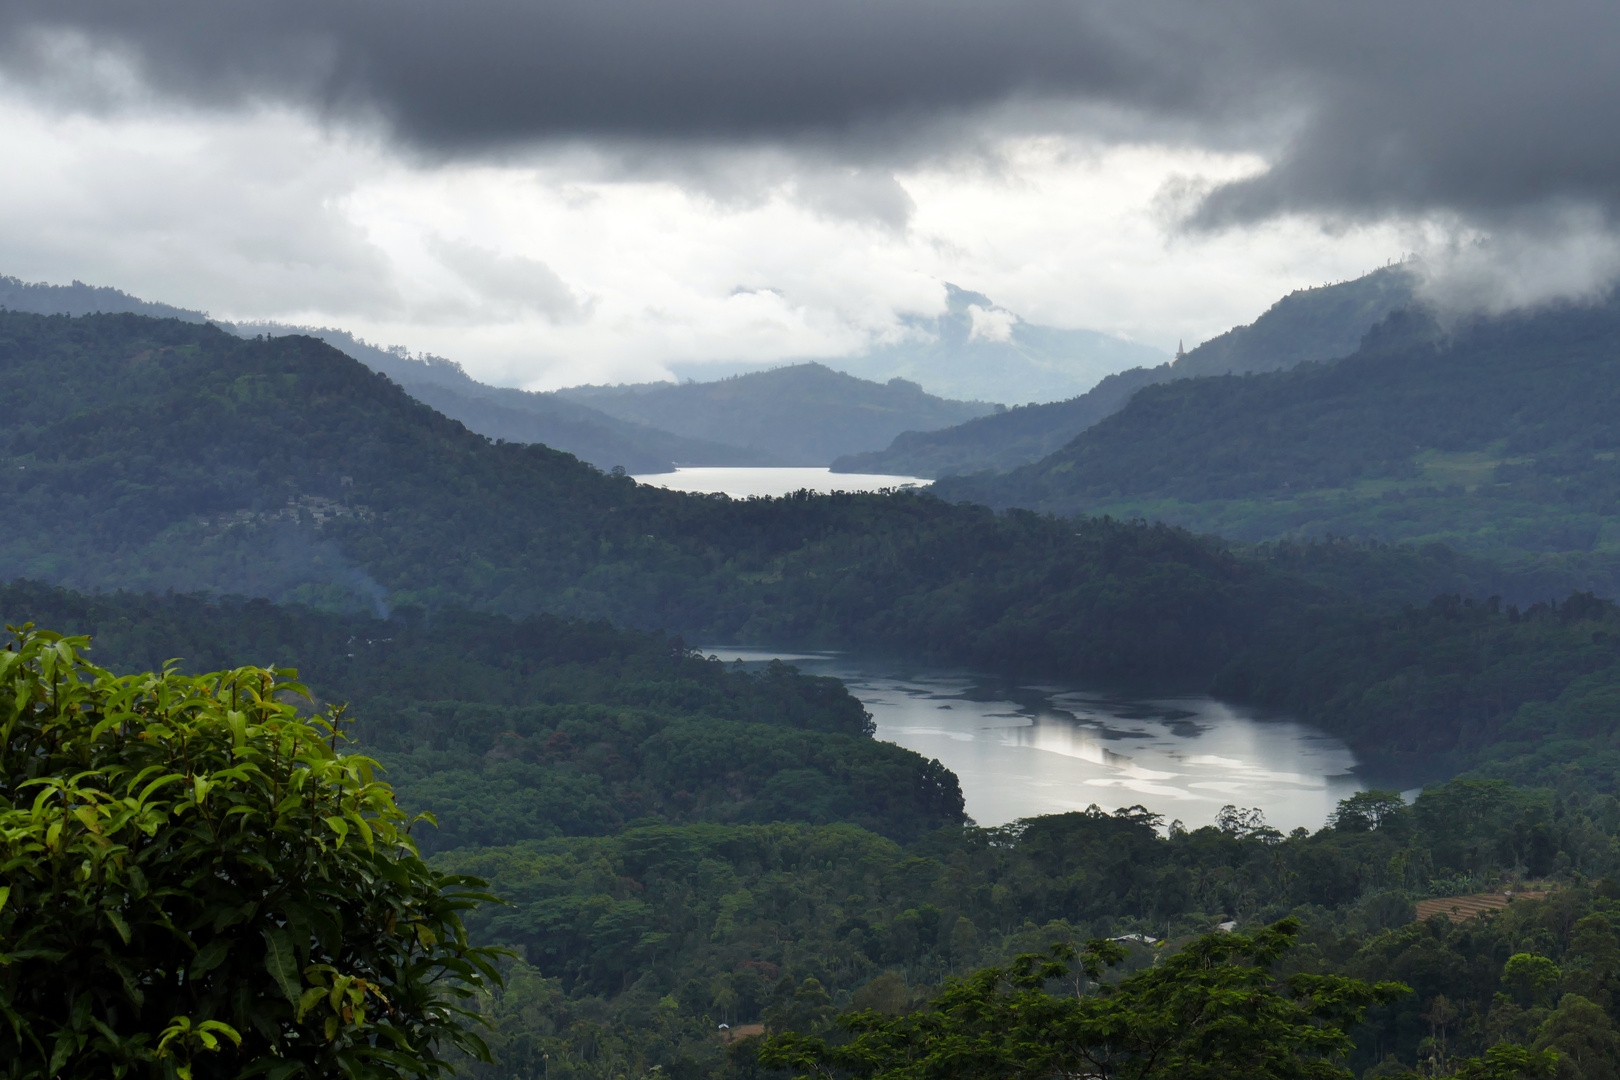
(1186, 2), (1620, 227)
(4, 0), (1620, 226)
(0, 0), (1153, 138)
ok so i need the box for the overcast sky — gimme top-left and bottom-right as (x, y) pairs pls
(1, 1), (1616, 389)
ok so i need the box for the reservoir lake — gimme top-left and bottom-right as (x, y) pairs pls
(633, 466), (930, 498)
(703, 647), (1366, 834)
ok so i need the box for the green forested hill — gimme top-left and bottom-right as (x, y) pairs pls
(13, 296), (1620, 1080)
(444, 786), (1620, 1079)
(15, 585), (1620, 1080)
(835, 265), (1416, 479)
(15, 310), (1620, 788)
(1170, 263), (1415, 378)
(2, 274), (756, 473)
(0, 580), (964, 847)
(0, 310), (1312, 686)
(937, 296), (1620, 589)
(0, 311), (633, 611)
(21, 295), (1620, 1080)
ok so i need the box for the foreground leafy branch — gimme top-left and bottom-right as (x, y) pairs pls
(0, 626), (503, 1079)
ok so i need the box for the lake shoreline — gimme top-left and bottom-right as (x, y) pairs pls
(701, 645), (1373, 835)
(634, 465), (930, 498)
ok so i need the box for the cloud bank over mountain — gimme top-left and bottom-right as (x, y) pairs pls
(1, 1), (1614, 384)
(6, 0), (1618, 231)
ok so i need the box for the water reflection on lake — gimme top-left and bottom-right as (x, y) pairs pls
(633, 467), (929, 499)
(702, 647), (1364, 834)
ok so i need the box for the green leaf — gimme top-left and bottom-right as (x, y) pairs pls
(47, 1033), (73, 1077)
(297, 987), (327, 1023)
(70, 992), (92, 1033)
(192, 1019), (241, 1050)
(189, 939), (230, 978)
(103, 909), (131, 945)
(262, 928), (302, 1005)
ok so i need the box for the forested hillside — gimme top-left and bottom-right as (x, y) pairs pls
(14, 544), (1620, 815)
(557, 362), (996, 465)
(14, 305), (1620, 1077)
(17, 599), (1620, 1078)
(838, 264), (1417, 479)
(14, 310), (1620, 782)
(938, 295), (1620, 597)
(15, 583), (1620, 1076)
(18, 308), (1620, 789)
(0, 310), (1315, 682)
(1172, 263), (1416, 378)
(0, 581), (963, 847)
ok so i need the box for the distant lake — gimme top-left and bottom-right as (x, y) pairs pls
(702, 647), (1366, 834)
(633, 466), (929, 499)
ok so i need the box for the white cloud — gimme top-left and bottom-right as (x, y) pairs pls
(966, 304), (1017, 343)
(1413, 206), (1620, 318)
(424, 236), (590, 323)
(0, 83), (1417, 393)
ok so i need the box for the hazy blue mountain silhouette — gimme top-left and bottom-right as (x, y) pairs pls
(835, 265), (1417, 478)
(674, 284), (1169, 405)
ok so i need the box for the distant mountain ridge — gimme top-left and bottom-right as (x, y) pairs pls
(835, 265), (1418, 478)
(673, 283), (1170, 405)
(0, 274), (1000, 471)
(557, 362), (997, 465)
(230, 322), (763, 473)
(0, 275), (762, 472)
(0, 275), (211, 322)
(829, 284), (1170, 404)
(831, 365), (1167, 478)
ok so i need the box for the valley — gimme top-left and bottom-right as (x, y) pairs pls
(6, 285), (1620, 1078)
(8, 6), (1619, 1077)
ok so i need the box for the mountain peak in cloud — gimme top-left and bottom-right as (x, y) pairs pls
(674, 286), (1168, 405)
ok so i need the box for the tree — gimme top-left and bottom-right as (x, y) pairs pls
(1327, 790), (1408, 834)
(1451, 1044), (1559, 1080)
(757, 919), (1407, 1079)
(1534, 994), (1618, 1080)
(1216, 806), (1283, 843)
(1503, 954), (1562, 1010)
(0, 627), (502, 1078)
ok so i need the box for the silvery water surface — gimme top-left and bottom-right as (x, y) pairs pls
(633, 466), (930, 498)
(704, 647), (1367, 835)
